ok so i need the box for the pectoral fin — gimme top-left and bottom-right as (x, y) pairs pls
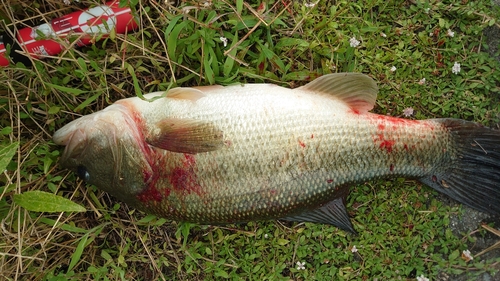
(283, 196), (356, 233)
(146, 118), (224, 154)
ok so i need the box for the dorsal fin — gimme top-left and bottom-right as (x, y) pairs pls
(298, 73), (378, 113)
(166, 87), (206, 102)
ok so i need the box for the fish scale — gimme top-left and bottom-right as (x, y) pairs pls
(53, 73), (500, 232)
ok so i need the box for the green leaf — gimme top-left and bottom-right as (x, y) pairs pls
(275, 37), (310, 49)
(74, 92), (102, 112)
(205, 247), (212, 255)
(38, 217), (88, 234)
(127, 62), (144, 99)
(13, 191), (86, 212)
(277, 238), (290, 246)
(236, 0), (243, 14)
(203, 45), (215, 84)
(0, 142), (19, 172)
(44, 82), (88, 96)
(215, 269), (229, 278)
(48, 105), (60, 115)
(448, 249), (460, 261)
(0, 126), (12, 135)
(167, 19), (190, 62)
(68, 224), (106, 272)
(77, 58), (88, 72)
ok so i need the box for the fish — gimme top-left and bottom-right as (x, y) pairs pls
(53, 73), (500, 232)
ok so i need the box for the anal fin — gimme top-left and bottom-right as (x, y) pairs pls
(283, 197), (356, 233)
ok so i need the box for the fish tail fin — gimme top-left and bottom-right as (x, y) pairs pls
(419, 119), (500, 215)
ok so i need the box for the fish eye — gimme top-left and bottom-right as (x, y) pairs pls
(76, 165), (90, 182)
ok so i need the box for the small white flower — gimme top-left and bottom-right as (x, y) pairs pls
(304, 2), (316, 8)
(351, 245), (358, 253)
(182, 6), (195, 14)
(390, 66), (397, 72)
(349, 37), (360, 48)
(418, 78), (426, 85)
(462, 249), (474, 261)
(447, 29), (455, 37)
(424, 8), (430, 14)
(202, 1), (211, 7)
(429, 32), (433, 37)
(380, 32), (387, 38)
(403, 107), (414, 117)
(417, 275), (429, 281)
(264, 233), (269, 239)
(220, 36), (228, 47)
(452, 62), (461, 74)
(296, 261), (306, 270)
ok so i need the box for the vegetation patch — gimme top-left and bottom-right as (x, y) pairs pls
(0, 0), (499, 280)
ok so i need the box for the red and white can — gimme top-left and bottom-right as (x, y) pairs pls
(0, 1), (138, 66)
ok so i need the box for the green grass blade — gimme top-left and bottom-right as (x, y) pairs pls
(74, 92), (102, 112)
(38, 217), (88, 234)
(67, 224), (107, 272)
(43, 82), (88, 96)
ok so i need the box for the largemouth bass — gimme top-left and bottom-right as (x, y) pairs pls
(53, 73), (500, 232)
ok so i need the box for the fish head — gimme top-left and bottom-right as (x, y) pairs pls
(53, 103), (150, 206)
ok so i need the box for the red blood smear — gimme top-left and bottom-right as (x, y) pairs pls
(298, 140), (306, 148)
(373, 114), (435, 131)
(373, 114), (420, 126)
(121, 104), (175, 203)
(327, 179), (334, 184)
(169, 154), (203, 196)
(170, 168), (191, 190)
(137, 186), (163, 203)
(380, 139), (396, 153)
(137, 159), (171, 203)
(349, 109), (360, 115)
(124, 102), (204, 202)
(390, 164), (394, 172)
(184, 154), (196, 166)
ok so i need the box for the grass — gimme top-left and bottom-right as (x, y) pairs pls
(1, 0), (500, 280)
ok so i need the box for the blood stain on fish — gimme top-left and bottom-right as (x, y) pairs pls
(375, 133), (396, 153)
(137, 185), (163, 203)
(169, 154), (203, 196)
(380, 139), (396, 153)
(298, 140), (306, 148)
